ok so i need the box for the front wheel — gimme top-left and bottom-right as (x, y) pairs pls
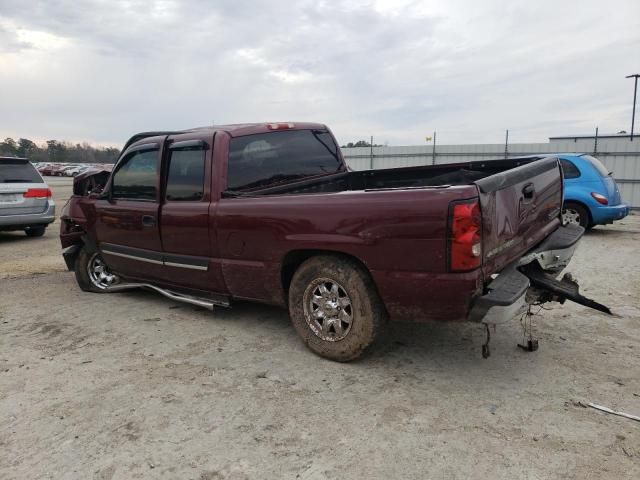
(74, 247), (120, 293)
(562, 202), (591, 229)
(288, 255), (387, 362)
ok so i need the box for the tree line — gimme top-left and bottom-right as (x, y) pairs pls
(340, 140), (384, 148)
(0, 137), (120, 164)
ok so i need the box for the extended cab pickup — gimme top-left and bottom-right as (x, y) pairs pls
(60, 122), (608, 361)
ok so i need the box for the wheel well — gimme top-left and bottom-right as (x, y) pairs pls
(563, 200), (593, 224)
(280, 249), (372, 295)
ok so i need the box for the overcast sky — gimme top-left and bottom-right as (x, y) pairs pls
(1, 0), (639, 147)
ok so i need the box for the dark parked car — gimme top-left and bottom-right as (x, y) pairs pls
(60, 123), (607, 361)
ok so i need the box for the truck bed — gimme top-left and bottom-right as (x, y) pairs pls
(226, 158), (543, 196)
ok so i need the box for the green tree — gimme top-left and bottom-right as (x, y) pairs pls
(3, 136), (119, 163)
(342, 140), (383, 148)
(1, 137), (18, 155)
(17, 138), (37, 157)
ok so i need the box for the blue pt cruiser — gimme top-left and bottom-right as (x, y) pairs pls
(558, 154), (629, 229)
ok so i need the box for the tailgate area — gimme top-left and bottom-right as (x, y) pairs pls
(475, 157), (563, 278)
(469, 224), (609, 323)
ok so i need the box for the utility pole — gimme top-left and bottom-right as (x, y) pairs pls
(370, 136), (374, 169)
(626, 74), (639, 141)
(504, 129), (509, 159)
(432, 131), (437, 165)
(594, 126), (599, 154)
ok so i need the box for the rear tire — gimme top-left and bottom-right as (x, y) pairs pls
(562, 202), (591, 229)
(288, 255), (387, 362)
(24, 226), (46, 237)
(75, 246), (119, 293)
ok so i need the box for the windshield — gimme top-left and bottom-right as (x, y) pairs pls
(581, 155), (610, 177)
(0, 160), (42, 183)
(227, 129), (343, 191)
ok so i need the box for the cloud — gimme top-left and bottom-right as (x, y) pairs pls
(0, 21), (32, 53)
(0, 0), (639, 147)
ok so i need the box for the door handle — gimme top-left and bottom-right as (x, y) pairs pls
(142, 215), (156, 227)
(522, 183), (535, 200)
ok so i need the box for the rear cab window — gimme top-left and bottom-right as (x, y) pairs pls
(581, 155), (610, 177)
(0, 159), (42, 183)
(226, 129), (342, 192)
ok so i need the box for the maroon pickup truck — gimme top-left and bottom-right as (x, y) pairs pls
(60, 122), (608, 361)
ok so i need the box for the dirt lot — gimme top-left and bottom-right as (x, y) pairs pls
(1, 177), (639, 479)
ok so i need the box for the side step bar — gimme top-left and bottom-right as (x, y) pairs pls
(105, 283), (230, 310)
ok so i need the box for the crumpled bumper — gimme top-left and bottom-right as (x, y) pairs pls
(468, 224), (584, 324)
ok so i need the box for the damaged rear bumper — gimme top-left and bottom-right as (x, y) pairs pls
(468, 224), (605, 323)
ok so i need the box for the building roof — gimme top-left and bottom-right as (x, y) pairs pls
(549, 133), (636, 140)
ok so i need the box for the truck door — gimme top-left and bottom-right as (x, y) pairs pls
(159, 134), (226, 295)
(93, 141), (164, 281)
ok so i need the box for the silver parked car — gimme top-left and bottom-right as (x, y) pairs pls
(0, 157), (55, 237)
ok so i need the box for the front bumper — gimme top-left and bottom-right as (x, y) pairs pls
(469, 224), (584, 324)
(62, 244), (82, 271)
(0, 200), (56, 229)
(591, 203), (629, 225)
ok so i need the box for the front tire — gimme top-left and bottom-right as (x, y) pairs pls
(75, 247), (119, 293)
(288, 255), (387, 362)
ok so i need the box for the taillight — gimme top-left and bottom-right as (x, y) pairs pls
(23, 188), (52, 198)
(267, 123), (295, 130)
(591, 192), (608, 205)
(448, 199), (482, 272)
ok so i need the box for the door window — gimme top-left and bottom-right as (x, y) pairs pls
(165, 147), (206, 201)
(559, 159), (581, 179)
(112, 149), (158, 200)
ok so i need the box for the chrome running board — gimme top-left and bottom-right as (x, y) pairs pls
(105, 283), (229, 310)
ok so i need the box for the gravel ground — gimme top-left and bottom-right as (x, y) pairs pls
(1, 177), (639, 480)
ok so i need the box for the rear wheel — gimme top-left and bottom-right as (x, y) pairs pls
(562, 202), (591, 229)
(24, 226), (46, 237)
(75, 246), (119, 293)
(288, 255), (386, 362)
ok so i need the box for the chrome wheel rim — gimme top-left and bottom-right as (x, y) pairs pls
(303, 278), (353, 342)
(562, 208), (581, 226)
(87, 253), (119, 289)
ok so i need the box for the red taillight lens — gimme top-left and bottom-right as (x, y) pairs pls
(449, 199), (482, 272)
(591, 192), (608, 205)
(23, 188), (52, 198)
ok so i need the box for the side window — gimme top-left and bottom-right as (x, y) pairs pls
(560, 159), (581, 179)
(112, 149), (158, 200)
(165, 147), (206, 201)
